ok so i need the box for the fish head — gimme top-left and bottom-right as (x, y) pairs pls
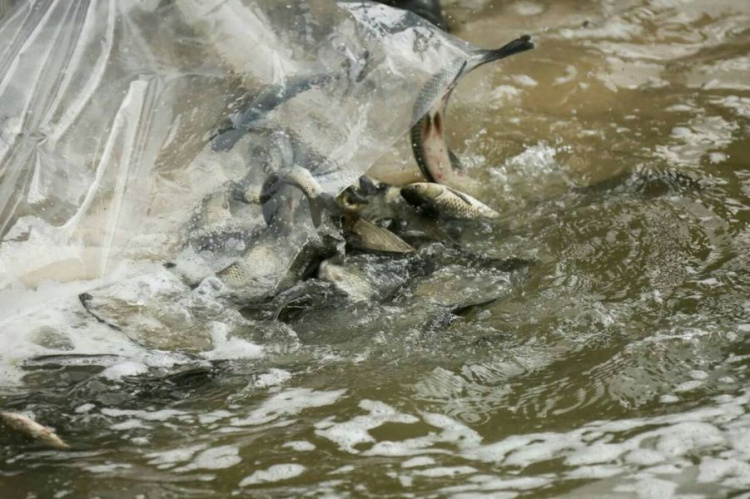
(400, 182), (443, 208)
(337, 186), (369, 213)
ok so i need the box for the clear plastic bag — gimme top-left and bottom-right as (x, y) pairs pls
(0, 0), (476, 285)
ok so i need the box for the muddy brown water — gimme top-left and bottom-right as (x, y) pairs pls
(2, 0), (750, 497)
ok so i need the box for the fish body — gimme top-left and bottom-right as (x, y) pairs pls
(346, 217), (415, 254)
(410, 35), (534, 186)
(211, 73), (333, 152)
(318, 259), (376, 303)
(400, 182), (500, 220)
(374, 0), (446, 29)
(0, 412), (69, 450)
(217, 221), (342, 303)
(260, 165), (342, 227)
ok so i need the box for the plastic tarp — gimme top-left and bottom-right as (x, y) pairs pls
(0, 0), (477, 287)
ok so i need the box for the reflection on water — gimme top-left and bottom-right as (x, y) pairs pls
(2, 0), (750, 496)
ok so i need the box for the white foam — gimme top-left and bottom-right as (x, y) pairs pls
(255, 369), (292, 389)
(232, 388), (346, 427)
(99, 361), (149, 381)
(175, 445), (241, 472)
(402, 456), (436, 468)
(198, 410), (233, 425)
(412, 466), (477, 477)
(315, 399), (419, 454)
(147, 444), (208, 469)
(201, 322), (264, 361)
(283, 441), (316, 452)
(239, 464), (306, 486)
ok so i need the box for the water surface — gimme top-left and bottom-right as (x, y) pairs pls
(2, 0), (750, 497)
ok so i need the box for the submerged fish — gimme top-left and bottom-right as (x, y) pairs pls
(400, 182), (500, 220)
(211, 73), (334, 152)
(579, 168), (701, 199)
(0, 412), (69, 450)
(289, 246), (532, 345)
(410, 35), (534, 186)
(216, 221), (343, 303)
(318, 252), (418, 303)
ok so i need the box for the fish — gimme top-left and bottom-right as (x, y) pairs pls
(0, 412), (69, 450)
(210, 73), (334, 152)
(318, 259), (377, 304)
(345, 217), (415, 254)
(287, 245), (532, 345)
(211, 50), (375, 152)
(374, 0), (446, 29)
(410, 35), (534, 186)
(341, 176), (407, 222)
(260, 165), (343, 227)
(400, 182), (501, 220)
(335, 178), (415, 253)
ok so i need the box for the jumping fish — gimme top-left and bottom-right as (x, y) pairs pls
(400, 182), (500, 220)
(410, 35), (534, 186)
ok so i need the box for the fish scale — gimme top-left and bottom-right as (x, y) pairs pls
(401, 182), (500, 220)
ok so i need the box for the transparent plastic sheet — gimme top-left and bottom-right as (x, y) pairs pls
(0, 0), (476, 287)
(0, 0), (489, 382)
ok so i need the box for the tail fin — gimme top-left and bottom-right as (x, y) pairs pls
(479, 34), (534, 65)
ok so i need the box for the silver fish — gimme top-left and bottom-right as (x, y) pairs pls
(318, 259), (376, 303)
(216, 221), (343, 303)
(400, 182), (500, 220)
(260, 165), (342, 227)
(410, 35), (534, 185)
(288, 247), (531, 345)
(0, 412), (69, 450)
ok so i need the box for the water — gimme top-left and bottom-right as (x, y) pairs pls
(2, 0), (750, 496)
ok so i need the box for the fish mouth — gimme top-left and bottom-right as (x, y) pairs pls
(399, 186), (425, 208)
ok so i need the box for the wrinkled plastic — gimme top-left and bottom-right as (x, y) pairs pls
(0, 0), (477, 285)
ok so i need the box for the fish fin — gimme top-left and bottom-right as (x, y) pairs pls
(350, 218), (415, 253)
(448, 149), (465, 173)
(78, 293), (123, 331)
(480, 35), (535, 65)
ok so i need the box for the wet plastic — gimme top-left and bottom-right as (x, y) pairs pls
(0, 0), (478, 285)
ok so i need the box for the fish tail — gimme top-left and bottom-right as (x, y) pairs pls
(478, 34), (535, 65)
